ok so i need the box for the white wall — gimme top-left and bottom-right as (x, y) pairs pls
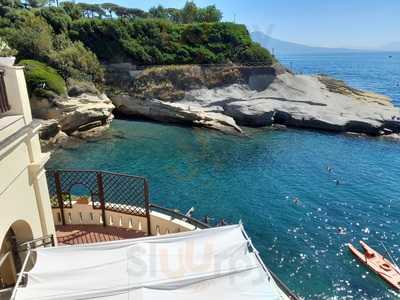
(0, 66), (56, 285)
(52, 201), (196, 237)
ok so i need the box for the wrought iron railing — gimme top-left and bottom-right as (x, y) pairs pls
(16, 235), (55, 253)
(46, 169), (234, 235)
(0, 70), (10, 113)
(44, 170), (299, 300)
(47, 169), (151, 233)
(1, 235), (55, 298)
(46, 169), (220, 234)
(149, 204), (210, 229)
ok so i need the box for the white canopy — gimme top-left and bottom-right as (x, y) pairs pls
(15, 225), (288, 300)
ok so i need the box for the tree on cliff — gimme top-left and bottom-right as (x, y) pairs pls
(197, 5), (222, 23)
(39, 7), (72, 33)
(78, 3), (104, 19)
(181, 1), (198, 23)
(122, 8), (147, 19)
(0, 0), (22, 8)
(148, 2), (222, 23)
(60, 1), (82, 20)
(101, 3), (120, 19)
(25, 0), (47, 8)
(0, 0), (273, 90)
(148, 5), (168, 19)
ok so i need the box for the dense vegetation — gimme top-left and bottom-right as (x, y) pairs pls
(0, 0), (274, 96)
(20, 59), (66, 96)
(70, 19), (273, 65)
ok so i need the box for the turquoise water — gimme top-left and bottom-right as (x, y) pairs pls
(48, 53), (400, 299)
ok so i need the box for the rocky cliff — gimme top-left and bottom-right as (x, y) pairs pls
(107, 64), (400, 137)
(31, 80), (114, 150)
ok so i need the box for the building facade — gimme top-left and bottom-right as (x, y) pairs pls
(0, 65), (55, 288)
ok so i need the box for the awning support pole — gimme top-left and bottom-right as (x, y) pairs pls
(10, 250), (32, 300)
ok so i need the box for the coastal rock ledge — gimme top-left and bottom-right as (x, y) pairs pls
(31, 90), (115, 149)
(109, 64), (400, 136)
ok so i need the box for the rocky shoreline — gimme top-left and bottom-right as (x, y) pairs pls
(108, 64), (400, 136)
(34, 63), (400, 149)
(31, 83), (114, 150)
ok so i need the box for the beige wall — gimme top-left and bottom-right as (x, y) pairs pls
(0, 66), (55, 286)
(52, 201), (196, 236)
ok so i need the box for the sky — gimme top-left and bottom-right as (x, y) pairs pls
(81, 0), (400, 49)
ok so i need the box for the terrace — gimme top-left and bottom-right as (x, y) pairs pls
(1, 168), (299, 300)
(40, 169), (297, 300)
(46, 169), (211, 245)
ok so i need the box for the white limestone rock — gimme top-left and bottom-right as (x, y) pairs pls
(31, 93), (115, 135)
(110, 66), (400, 136)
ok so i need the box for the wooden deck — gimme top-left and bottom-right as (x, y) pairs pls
(55, 225), (146, 245)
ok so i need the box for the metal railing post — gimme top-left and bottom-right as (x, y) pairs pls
(97, 172), (107, 227)
(10, 250), (31, 300)
(54, 172), (66, 225)
(144, 180), (151, 235)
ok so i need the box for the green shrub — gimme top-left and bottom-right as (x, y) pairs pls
(60, 2), (82, 20)
(0, 0), (22, 17)
(38, 7), (72, 34)
(236, 43), (275, 63)
(193, 46), (217, 63)
(49, 36), (104, 82)
(0, 2), (274, 88)
(0, 11), (103, 83)
(70, 19), (274, 65)
(69, 18), (128, 62)
(0, 37), (17, 56)
(2, 12), (53, 61)
(19, 59), (66, 96)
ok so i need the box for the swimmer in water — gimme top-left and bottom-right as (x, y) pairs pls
(293, 197), (300, 205)
(327, 166), (333, 173)
(337, 227), (347, 235)
(335, 179), (340, 185)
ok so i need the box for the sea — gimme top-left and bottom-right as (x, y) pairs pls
(47, 52), (400, 300)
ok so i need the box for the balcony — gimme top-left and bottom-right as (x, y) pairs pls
(47, 170), (211, 246)
(1, 169), (299, 300)
(0, 66), (35, 148)
(0, 69), (23, 143)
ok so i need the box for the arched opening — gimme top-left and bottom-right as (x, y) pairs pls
(10, 220), (34, 244)
(69, 183), (93, 203)
(0, 220), (33, 289)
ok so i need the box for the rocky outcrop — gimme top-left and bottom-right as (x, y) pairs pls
(46, 94), (114, 134)
(32, 92), (114, 129)
(31, 81), (115, 148)
(113, 95), (241, 134)
(108, 64), (400, 136)
(38, 119), (60, 140)
(66, 78), (100, 97)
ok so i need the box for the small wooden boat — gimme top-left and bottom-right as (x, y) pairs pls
(348, 241), (400, 290)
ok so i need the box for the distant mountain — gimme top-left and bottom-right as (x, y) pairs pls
(379, 42), (400, 52)
(251, 31), (363, 55)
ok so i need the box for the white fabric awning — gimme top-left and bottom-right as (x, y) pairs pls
(15, 225), (288, 300)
